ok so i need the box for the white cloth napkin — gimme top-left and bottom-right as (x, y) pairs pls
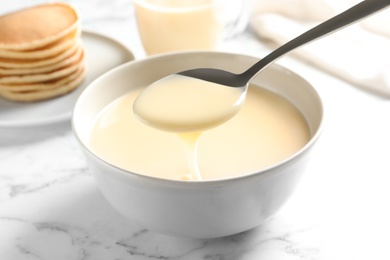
(250, 0), (390, 98)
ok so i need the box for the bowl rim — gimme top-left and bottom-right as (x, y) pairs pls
(72, 51), (324, 186)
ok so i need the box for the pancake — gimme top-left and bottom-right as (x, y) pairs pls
(0, 29), (80, 60)
(0, 66), (86, 102)
(0, 50), (84, 84)
(0, 46), (83, 76)
(0, 41), (80, 69)
(0, 64), (85, 91)
(0, 3), (79, 51)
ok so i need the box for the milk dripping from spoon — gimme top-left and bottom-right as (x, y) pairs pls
(133, 74), (246, 180)
(133, 0), (390, 180)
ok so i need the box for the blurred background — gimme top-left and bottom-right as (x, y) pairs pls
(2, 0), (388, 96)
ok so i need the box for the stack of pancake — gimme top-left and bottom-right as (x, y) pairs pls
(0, 3), (86, 102)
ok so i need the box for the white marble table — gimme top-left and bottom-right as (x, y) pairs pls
(1, 1), (390, 259)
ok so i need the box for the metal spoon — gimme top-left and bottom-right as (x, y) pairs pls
(178, 0), (390, 87)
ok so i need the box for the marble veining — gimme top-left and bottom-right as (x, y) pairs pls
(1, 0), (390, 259)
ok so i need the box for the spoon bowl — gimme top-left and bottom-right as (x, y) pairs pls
(133, 73), (246, 133)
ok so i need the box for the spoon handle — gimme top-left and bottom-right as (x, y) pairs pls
(241, 0), (390, 82)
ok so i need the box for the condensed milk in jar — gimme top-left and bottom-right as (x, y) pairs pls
(132, 0), (249, 55)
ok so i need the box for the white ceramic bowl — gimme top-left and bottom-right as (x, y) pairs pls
(72, 52), (323, 238)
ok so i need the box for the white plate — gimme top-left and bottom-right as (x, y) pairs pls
(0, 31), (134, 129)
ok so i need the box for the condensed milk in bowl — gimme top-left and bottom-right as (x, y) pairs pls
(72, 52), (323, 238)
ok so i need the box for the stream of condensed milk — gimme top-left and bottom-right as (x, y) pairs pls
(89, 84), (310, 181)
(132, 74), (246, 180)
